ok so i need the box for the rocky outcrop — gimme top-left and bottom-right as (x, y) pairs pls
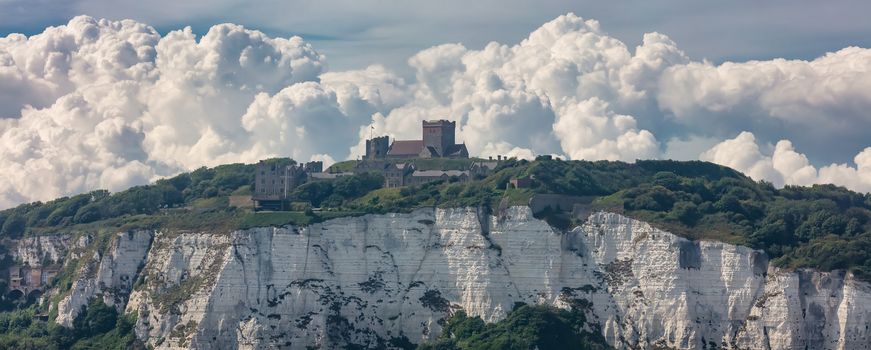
(13, 235), (73, 266)
(42, 207), (871, 349)
(55, 230), (153, 327)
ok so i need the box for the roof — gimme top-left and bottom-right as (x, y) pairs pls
(422, 146), (440, 157)
(309, 172), (353, 179)
(444, 144), (468, 157)
(388, 162), (410, 169)
(387, 140), (424, 156)
(412, 170), (469, 177)
(474, 161), (498, 169)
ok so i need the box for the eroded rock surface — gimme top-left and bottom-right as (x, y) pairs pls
(35, 208), (871, 349)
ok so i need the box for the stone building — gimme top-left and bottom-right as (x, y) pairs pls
(378, 120), (469, 159)
(365, 136), (390, 160)
(384, 163), (414, 188)
(509, 176), (533, 189)
(470, 161), (499, 179)
(7, 265), (59, 300)
(253, 159), (323, 210)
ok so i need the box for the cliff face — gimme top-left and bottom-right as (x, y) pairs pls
(31, 207), (871, 349)
(13, 235), (74, 266)
(56, 230), (152, 327)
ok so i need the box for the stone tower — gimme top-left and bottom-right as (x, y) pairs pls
(365, 136), (390, 159)
(422, 120), (455, 157)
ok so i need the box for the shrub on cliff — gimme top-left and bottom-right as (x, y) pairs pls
(418, 305), (612, 350)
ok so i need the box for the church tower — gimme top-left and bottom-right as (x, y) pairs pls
(422, 120), (455, 157)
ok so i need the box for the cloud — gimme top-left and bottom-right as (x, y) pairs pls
(240, 82), (362, 163)
(699, 132), (783, 185)
(1, 13), (871, 209)
(354, 14), (669, 162)
(0, 16), (343, 208)
(0, 16), (160, 117)
(657, 47), (871, 162)
(701, 132), (871, 192)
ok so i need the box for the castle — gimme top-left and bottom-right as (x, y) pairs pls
(253, 159), (323, 211)
(365, 120), (469, 159)
(253, 119), (490, 210)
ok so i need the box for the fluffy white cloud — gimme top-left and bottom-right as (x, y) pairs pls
(1, 13), (871, 209)
(0, 16), (362, 208)
(0, 16), (160, 117)
(700, 132), (783, 186)
(240, 82), (365, 162)
(657, 47), (871, 161)
(354, 13), (671, 162)
(554, 97), (658, 161)
(701, 132), (871, 192)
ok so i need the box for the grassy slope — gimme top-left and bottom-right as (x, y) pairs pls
(1, 157), (871, 347)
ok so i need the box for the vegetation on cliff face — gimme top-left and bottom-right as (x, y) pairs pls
(0, 299), (141, 349)
(2, 157), (871, 279)
(0, 157), (870, 347)
(416, 304), (612, 350)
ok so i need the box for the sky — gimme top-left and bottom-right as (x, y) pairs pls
(0, 0), (870, 208)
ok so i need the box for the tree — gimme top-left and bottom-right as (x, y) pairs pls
(73, 203), (104, 224)
(74, 300), (117, 337)
(0, 214), (26, 238)
(669, 201), (700, 226)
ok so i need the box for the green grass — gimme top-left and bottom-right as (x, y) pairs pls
(591, 192), (625, 211)
(354, 188), (403, 205)
(190, 196), (229, 209)
(239, 212), (311, 229)
(328, 160), (358, 172)
(501, 188), (534, 206)
(231, 185), (252, 195)
(238, 210), (366, 229)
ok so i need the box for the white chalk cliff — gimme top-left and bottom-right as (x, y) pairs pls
(35, 207), (871, 349)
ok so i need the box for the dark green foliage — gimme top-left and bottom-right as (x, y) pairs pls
(348, 179), (501, 214)
(333, 172), (384, 198)
(615, 172), (871, 279)
(293, 181), (335, 207)
(73, 203), (104, 224)
(624, 185), (676, 212)
(45, 194), (91, 226)
(2, 156), (871, 283)
(417, 305), (612, 350)
(0, 301), (139, 349)
(636, 160), (744, 181)
(669, 201), (700, 225)
(0, 213), (26, 238)
(74, 299), (117, 336)
(0, 162), (259, 237)
(292, 172), (384, 207)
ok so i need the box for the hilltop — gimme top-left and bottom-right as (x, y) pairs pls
(1, 157), (870, 279)
(0, 157), (869, 348)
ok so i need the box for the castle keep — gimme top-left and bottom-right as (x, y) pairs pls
(366, 120), (469, 159)
(253, 119), (496, 210)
